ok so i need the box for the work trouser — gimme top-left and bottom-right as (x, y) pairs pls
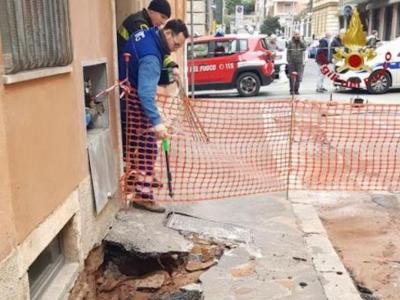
(316, 64), (326, 90)
(122, 92), (158, 199)
(288, 63), (304, 93)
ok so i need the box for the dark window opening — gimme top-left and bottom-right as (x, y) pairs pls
(372, 8), (380, 36)
(384, 6), (393, 40)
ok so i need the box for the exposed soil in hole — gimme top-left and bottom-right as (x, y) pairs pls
(69, 235), (227, 300)
(317, 195), (400, 300)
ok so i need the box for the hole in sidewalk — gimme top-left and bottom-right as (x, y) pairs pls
(69, 236), (227, 299)
(69, 212), (257, 300)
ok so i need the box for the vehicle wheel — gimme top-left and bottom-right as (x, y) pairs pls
(236, 72), (261, 97)
(367, 70), (391, 94)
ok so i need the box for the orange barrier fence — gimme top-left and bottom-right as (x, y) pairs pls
(121, 92), (400, 202)
(290, 101), (400, 191)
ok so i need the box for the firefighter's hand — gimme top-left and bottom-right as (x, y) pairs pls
(173, 67), (181, 82)
(153, 123), (169, 140)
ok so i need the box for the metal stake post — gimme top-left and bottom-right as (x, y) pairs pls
(287, 71), (298, 200)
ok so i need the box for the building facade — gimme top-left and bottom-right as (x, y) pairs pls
(186, 0), (213, 36)
(0, 0), (186, 299)
(270, 0), (308, 38)
(345, 0), (400, 41)
(312, 0), (340, 38)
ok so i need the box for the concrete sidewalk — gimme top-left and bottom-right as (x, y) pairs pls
(106, 192), (362, 300)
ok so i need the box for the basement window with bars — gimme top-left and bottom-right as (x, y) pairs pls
(0, 0), (73, 75)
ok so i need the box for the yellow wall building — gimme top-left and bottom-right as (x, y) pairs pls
(312, 0), (340, 38)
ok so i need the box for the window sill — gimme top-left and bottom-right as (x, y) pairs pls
(2, 65), (73, 85)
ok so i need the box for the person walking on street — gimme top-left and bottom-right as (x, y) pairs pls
(119, 19), (189, 213)
(287, 30), (306, 95)
(316, 32), (331, 93)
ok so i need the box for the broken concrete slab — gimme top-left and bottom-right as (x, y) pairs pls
(135, 272), (167, 290)
(105, 210), (192, 256)
(165, 213), (253, 244)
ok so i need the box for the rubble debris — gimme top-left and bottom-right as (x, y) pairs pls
(69, 235), (228, 300)
(186, 260), (217, 272)
(155, 290), (203, 300)
(85, 245), (104, 273)
(135, 271), (169, 290)
(230, 262), (256, 278)
(70, 210), (258, 299)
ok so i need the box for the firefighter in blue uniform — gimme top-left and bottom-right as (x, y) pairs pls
(117, 0), (179, 84)
(120, 19), (188, 213)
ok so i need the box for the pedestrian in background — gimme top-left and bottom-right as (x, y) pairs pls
(287, 30), (306, 95)
(316, 32), (331, 93)
(367, 30), (380, 47)
(120, 19), (189, 213)
(266, 34), (280, 51)
(330, 28), (345, 63)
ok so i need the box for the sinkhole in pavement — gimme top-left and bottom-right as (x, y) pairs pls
(69, 212), (256, 300)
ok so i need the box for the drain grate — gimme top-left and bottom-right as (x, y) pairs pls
(165, 213), (253, 244)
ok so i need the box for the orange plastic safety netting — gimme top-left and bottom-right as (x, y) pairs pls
(121, 91), (400, 202)
(290, 101), (400, 191)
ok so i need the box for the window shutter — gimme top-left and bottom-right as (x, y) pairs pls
(0, 0), (73, 74)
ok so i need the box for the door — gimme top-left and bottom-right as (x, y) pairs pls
(187, 41), (218, 85)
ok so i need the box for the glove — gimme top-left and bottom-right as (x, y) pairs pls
(153, 123), (169, 140)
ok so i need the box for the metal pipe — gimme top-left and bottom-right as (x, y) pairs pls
(190, 0), (195, 100)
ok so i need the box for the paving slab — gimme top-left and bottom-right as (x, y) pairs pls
(105, 209), (192, 256)
(169, 192), (328, 299)
(105, 192), (360, 299)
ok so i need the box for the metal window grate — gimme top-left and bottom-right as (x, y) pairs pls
(0, 0), (73, 74)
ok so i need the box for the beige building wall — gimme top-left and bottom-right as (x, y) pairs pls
(1, 0), (119, 247)
(0, 0), (188, 299)
(0, 38), (16, 262)
(0, 0), (120, 298)
(312, 0), (339, 38)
